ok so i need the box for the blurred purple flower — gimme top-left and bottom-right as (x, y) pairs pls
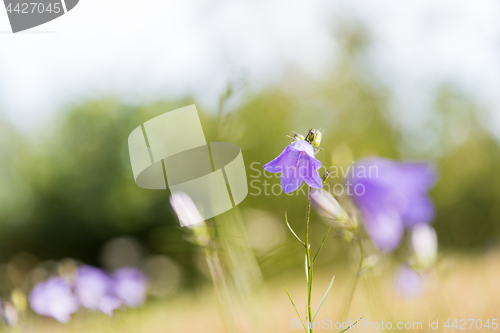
(394, 265), (426, 298)
(264, 140), (322, 193)
(112, 267), (147, 308)
(29, 277), (78, 323)
(75, 265), (122, 316)
(348, 157), (437, 252)
(75, 266), (111, 310)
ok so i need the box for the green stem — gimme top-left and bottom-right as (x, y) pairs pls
(305, 187), (313, 333)
(341, 237), (364, 321)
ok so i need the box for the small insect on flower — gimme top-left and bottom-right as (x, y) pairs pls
(264, 140), (323, 193)
(321, 170), (331, 184)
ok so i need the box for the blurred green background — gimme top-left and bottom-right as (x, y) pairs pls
(1, 1), (500, 331)
(5, 31), (500, 333)
(0, 31), (499, 277)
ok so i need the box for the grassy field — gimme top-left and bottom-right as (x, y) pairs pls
(27, 251), (500, 333)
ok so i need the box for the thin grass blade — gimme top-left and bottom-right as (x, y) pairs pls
(313, 274), (335, 320)
(285, 286), (308, 333)
(339, 317), (362, 333)
(313, 227), (331, 263)
(285, 212), (305, 246)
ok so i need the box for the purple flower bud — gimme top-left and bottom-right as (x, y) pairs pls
(348, 157), (437, 252)
(112, 267), (147, 308)
(75, 266), (112, 311)
(310, 189), (348, 227)
(29, 277), (79, 323)
(264, 140), (322, 193)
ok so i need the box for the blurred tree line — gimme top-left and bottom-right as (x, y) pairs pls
(0, 29), (499, 277)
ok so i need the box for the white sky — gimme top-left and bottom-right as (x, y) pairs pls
(1, 0), (500, 135)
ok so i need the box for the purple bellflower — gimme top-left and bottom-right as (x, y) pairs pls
(75, 265), (122, 316)
(112, 267), (147, 308)
(347, 157), (437, 252)
(29, 277), (79, 323)
(264, 140), (322, 193)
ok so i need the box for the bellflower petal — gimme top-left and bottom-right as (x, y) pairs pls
(281, 166), (303, 193)
(303, 168), (323, 188)
(400, 194), (435, 228)
(263, 146), (295, 174)
(289, 140), (316, 158)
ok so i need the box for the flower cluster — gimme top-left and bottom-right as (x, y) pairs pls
(29, 265), (147, 323)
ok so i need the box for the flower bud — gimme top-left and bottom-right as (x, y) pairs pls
(292, 133), (305, 141)
(310, 189), (349, 228)
(169, 192), (211, 247)
(410, 224), (437, 270)
(170, 192), (204, 228)
(306, 129), (322, 148)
